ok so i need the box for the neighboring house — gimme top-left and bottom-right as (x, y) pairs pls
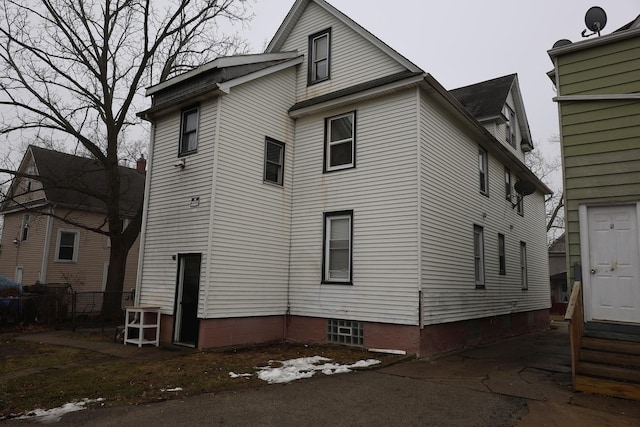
(136, 0), (551, 355)
(548, 233), (567, 314)
(0, 146), (145, 293)
(548, 14), (640, 399)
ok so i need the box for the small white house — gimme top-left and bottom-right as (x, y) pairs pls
(136, 0), (551, 355)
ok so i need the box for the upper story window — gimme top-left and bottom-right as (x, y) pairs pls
(20, 214), (31, 242)
(478, 147), (488, 195)
(516, 177), (524, 216)
(264, 137), (285, 186)
(56, 230), (79, 262)
(179, 107), (199, 156)
(325, 112), (355, 172)
(308, 28), (331, 85)
(323, 210), (353, 284)
(504, 168), (512, 202)
(505, 105), (516, 148)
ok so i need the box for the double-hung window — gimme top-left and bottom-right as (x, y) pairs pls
(474, 225), (485, 288)
(520, 241), (528, 290)
(479, 147), (488, 195)
(323, 211), (353, 284)
(505, 105), (516, 148)
(56, 230), (79, 262)
(498, 233), (506, 275)
(308, 28), (331, 84)
(179, 107), (199, 155)
(20, 214), (31, 242)
(264, 137), (285, 186)
(504, 168), (512, 202)
(325, 112), (355, 172)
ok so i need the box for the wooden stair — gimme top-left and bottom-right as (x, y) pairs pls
(574, 336), (640, 400)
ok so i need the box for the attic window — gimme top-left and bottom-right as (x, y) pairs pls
(505, 105), (516, 148)
(308, 28), (331, 85)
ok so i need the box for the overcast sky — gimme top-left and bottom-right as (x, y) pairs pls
(243, 0), (640, 172)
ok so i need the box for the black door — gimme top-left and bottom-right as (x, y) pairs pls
(175, 254), (201, 346)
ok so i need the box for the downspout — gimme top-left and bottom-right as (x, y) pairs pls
(203, 95), (223, 317)
(415, 87), (424, 330)
(134, 123), (155, 306)
(39, 205), (54, 283)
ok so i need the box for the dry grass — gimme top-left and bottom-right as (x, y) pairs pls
(0, 331), (403, 419)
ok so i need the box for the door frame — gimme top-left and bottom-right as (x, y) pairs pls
(173, 253), (201, 347)
(579, 202), (640, 323)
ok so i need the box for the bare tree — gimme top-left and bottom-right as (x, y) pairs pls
(0, 0), (251, 318)
(525, 140), (564, 246)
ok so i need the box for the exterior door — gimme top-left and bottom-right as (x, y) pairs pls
(174, 254), (201, 346)
(585, 205), (640, 324)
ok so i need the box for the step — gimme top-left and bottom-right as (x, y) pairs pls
(580, 348), (640, 369)
(576, 361), (640, 383)
(581, 336), (640, 356)
(575, 375), (640, 401)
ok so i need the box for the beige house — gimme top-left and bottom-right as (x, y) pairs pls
(0, 146), (144, 293)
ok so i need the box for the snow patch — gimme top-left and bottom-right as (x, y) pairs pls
(229, 355), (381, 384)
(16, 398), (105, 424)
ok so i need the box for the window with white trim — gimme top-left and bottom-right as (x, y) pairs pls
(498, 233), (506, 275)
(263, 137), (285, 186)
(505, 105), (516, 148)
(55, 230), (79, 262)
(325, 112), (355, 172)
(474, 225), (485, 288)
(520, 241), (528, 290)
(308, 28), (331, 84)
(179, 107), (199, 155)
(516, 178), (524, 216)
(323, 211), (352, 284)
(20, 214), (31, 242)
(504, 168), (512, 202)
(479, 147), (488, 195)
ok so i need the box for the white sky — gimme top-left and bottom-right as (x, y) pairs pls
(243, 0), (640, 172)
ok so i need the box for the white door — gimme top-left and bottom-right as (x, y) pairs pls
(585, 205), (640, 324)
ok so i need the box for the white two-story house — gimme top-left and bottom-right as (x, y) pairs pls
(136, 0), (551, 355)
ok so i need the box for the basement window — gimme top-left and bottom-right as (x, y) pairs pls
(327, 319), (363, 346)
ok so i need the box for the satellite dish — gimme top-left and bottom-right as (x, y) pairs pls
(585, 6), (607, 35)
(553, 39), (572, 49)
(514, 181), (536, 196)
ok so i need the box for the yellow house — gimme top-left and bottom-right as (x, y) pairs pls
(0, 146), (144, 294)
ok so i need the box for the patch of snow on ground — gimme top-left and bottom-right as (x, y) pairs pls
(229, 372), (252, 378)
(243, 356), (381, 384)
(16, 398), (105, 424)
(161, 387), (183, 392)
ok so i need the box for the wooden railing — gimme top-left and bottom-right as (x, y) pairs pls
(564, 281), (583, 382)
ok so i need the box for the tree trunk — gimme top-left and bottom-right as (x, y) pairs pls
(101, 241), (130, 321)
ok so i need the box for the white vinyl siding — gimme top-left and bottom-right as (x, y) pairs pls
(419, 90), (549, 326)
(280, 1), (407, 102)
(288, 89), (419, 325)
(206, 68), (296, 318)
(138, 97), (218, 311)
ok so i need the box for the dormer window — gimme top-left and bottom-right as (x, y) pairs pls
(505, 105), (516, 148)
(308, 28), (331, 85)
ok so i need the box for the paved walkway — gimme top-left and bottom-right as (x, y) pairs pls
(9, 323), (640, 426)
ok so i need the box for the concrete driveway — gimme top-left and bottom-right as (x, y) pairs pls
(9, 325), (640, 426)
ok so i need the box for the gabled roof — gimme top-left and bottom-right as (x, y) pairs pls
(449, 73), (533, 150)
(266, 0), (421, 73)
(145, 52), (299, 96)
(1, 146), (145, 217)
(449, 74), (516, 121)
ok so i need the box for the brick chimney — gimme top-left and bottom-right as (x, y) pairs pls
(136, 155), (147, 174)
